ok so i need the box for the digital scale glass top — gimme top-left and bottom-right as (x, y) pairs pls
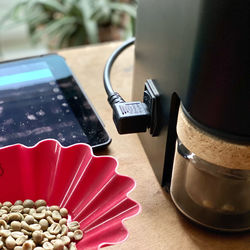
(0, 55), (110, 148)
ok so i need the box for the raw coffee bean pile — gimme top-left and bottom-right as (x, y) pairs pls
(0, 199), (83, 250)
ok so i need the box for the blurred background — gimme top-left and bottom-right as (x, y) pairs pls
(0, 0), (137, 61)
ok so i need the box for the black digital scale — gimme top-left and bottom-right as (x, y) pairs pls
(0, 54), (111, 149)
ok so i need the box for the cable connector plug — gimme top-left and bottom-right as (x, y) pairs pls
(103, 38), (159, 135)
(112, 100), (150, 134)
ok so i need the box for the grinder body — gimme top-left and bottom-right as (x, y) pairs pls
(132, 0), (250, 231)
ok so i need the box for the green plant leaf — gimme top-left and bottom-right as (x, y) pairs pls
(71, 27), (87, 46)
(31, 16), (77, 43)
(78, 0), (99, 43)
(109, 2), (137, 18)
(91, 6), (112, 25)
(0, 0), (28, 26)
(110, 11), (121, 26)
(24, 6), (49, 27)
(27, 0), (67, 14)
(0, 0), (137, 47)
(63, 0), (79, 12)
(56, 24), (77, 48)
(122, 16), (134, 39)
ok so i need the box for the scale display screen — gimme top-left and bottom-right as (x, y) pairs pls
(0, 55), (110, 148)
(0, 62), (53, 88)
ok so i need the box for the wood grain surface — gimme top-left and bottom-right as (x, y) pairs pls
(59, 42), (250, 250)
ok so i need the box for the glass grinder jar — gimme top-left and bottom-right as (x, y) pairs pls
(170, 107), (250, 232)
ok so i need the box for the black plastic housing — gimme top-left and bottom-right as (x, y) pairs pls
(143, 79), (160, 136)
(132, 0), (250, 186)
(182, 0), (250, 142)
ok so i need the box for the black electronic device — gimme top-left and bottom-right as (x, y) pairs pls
(0, 54), (111, 149)
(104, 0), (250, 232)
(131, 0), (250, 231)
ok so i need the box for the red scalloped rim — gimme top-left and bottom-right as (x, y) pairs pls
(0, 139), (141, 249)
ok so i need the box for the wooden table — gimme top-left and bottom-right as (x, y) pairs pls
(59, 42), (250, 250)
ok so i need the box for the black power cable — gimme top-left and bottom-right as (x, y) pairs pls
(103, 38), (150, 134)
(104, 37), (135, 99)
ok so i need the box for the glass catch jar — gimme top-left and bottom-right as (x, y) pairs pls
(170, 139), (250, 231)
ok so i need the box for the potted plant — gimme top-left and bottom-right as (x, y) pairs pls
(1, 0), (137, 49)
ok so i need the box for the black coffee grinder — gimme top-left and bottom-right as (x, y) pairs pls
(104, 0), (250, 231)
(132, 0), (250, 231)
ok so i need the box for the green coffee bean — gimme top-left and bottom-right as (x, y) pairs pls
(11, 231), (24, 239)
(39, 219), (49, 231)
(29, 208), (36, 215)
(46, 216), (54, 225)
(21, 229), (32, 237)
(59, 208), (68, 218)
(68, 221), (80, 232)
(61, 225), (68, 236)
(24, 215), (35, 225)
(1, 214), (9, 222)
(56, 234), (61, 239)
(18, 212), (24, 221)
(0, 229), (11, 237)
(1, 206), (10, 212)
(32, 231), (43, 244)
(41, 237), (49, 244)
(43, 241), (54, 250)
(67, 232), (74, 240)
(59, 218), (67, 225)
(23, 200), (34, 209)
(16, 235), (27, 245)
(10, 205), (23, 213)
(23, 208), (30, 214)
(49, 206), (60, 212)
(14, 200), (23, 206)
(10, 221), (21, 231)
(21, 221), (31, 231)
(61, 235), (71, 245)
(14, 247), (22, 250)
(44, 231), (56, 240)
(52, 210), (62, 222)
(0, 210), (7, 216)
(33, 212), (46, 220)
(50, 239), (57, 244)
(48, 223), (61, 235)
(29, 224), (41, 232)
(69, 242), (77, 250)
(22, 240), (34, 250)
(8, 213), (22, 222)
(0, 200), (83, 249)
(36, 206), (46, 213)
(0, 220), (8, 229)
(73, 229), (83, 241)
(49, 205), (60, 212)
(53, 239), (64, 250)
(35, 200), (47, 208)
(45, 210), (52, 217)
(5, 235), (16, 249)
(3, 202), (12, 208)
